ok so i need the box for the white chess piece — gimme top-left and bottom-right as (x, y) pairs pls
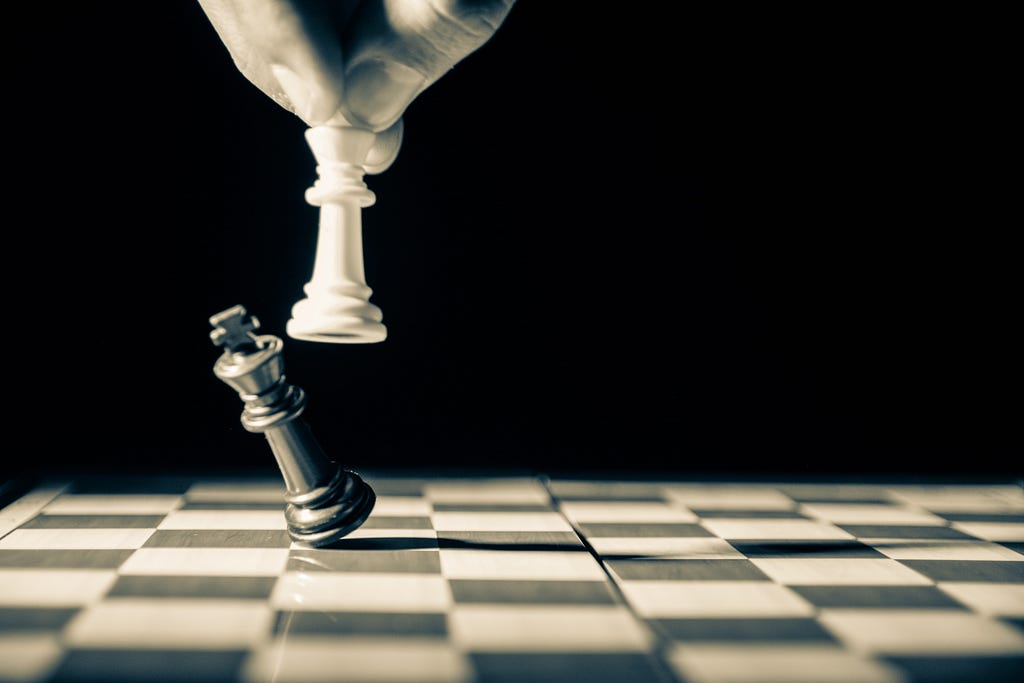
(287, 125), (387, 343)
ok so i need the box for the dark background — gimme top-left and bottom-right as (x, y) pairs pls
(5, 3), (1019, 479)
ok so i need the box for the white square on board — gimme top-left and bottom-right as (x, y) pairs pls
(119, 548), (288, 576)
(700, 519), (853, 540)
(0, 528), (155, 550)
(43, 495), (182, 515)
(424, 480), (550, 505)
(449, 605), (651, 652)
(799, 504), (945, 525)
(888, 487), (1024, 513)
(867, 540), (1023, 561)
(950, 522), (1024, 542)
(666, 643), (902, 683)
(559, 502), (698, 523)
(0, 570), (116, 607)
(664, 487), (797, 511)
(617, 581), (814, 618)
(242, 637), (473, 683)
(370, 496), (433, 516)
(158, 510), (287, 530)
(271, 572), (452, 612)
(749, 559), (932, 586)
(938, 583), (1024, 617)
(430, 512), (573, 532)
(0, 634), (63, 683)
(64, 599), (272, 649)
(819, 610), (1024, 654)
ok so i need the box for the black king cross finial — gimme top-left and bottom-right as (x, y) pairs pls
(209, 304), (262, 353)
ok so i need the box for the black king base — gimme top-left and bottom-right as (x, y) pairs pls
(209, 305), (376, 547)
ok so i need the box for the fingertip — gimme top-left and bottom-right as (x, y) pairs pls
(343, 59), (426, 132)
(365, 119), (405, 174)
(305, 94), (343, 126)
(271, 63), (344, 126)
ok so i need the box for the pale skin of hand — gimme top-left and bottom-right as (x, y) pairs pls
(198, 0), (515, 172)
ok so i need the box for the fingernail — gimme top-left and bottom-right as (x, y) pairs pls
(271, 64), (336, 125)
(344, 59), (425, 130)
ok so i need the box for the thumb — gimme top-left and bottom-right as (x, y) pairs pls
(340, 0), (516, 131)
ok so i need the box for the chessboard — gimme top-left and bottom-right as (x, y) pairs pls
(1, 475), (1022, 682)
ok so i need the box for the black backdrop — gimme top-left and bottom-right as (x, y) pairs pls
(6, 3), (1019, 479)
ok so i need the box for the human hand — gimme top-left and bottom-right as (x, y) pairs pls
(198, 0), (515, 171)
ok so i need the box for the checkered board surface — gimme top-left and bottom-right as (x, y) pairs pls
(1, 477), (1022, 683)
